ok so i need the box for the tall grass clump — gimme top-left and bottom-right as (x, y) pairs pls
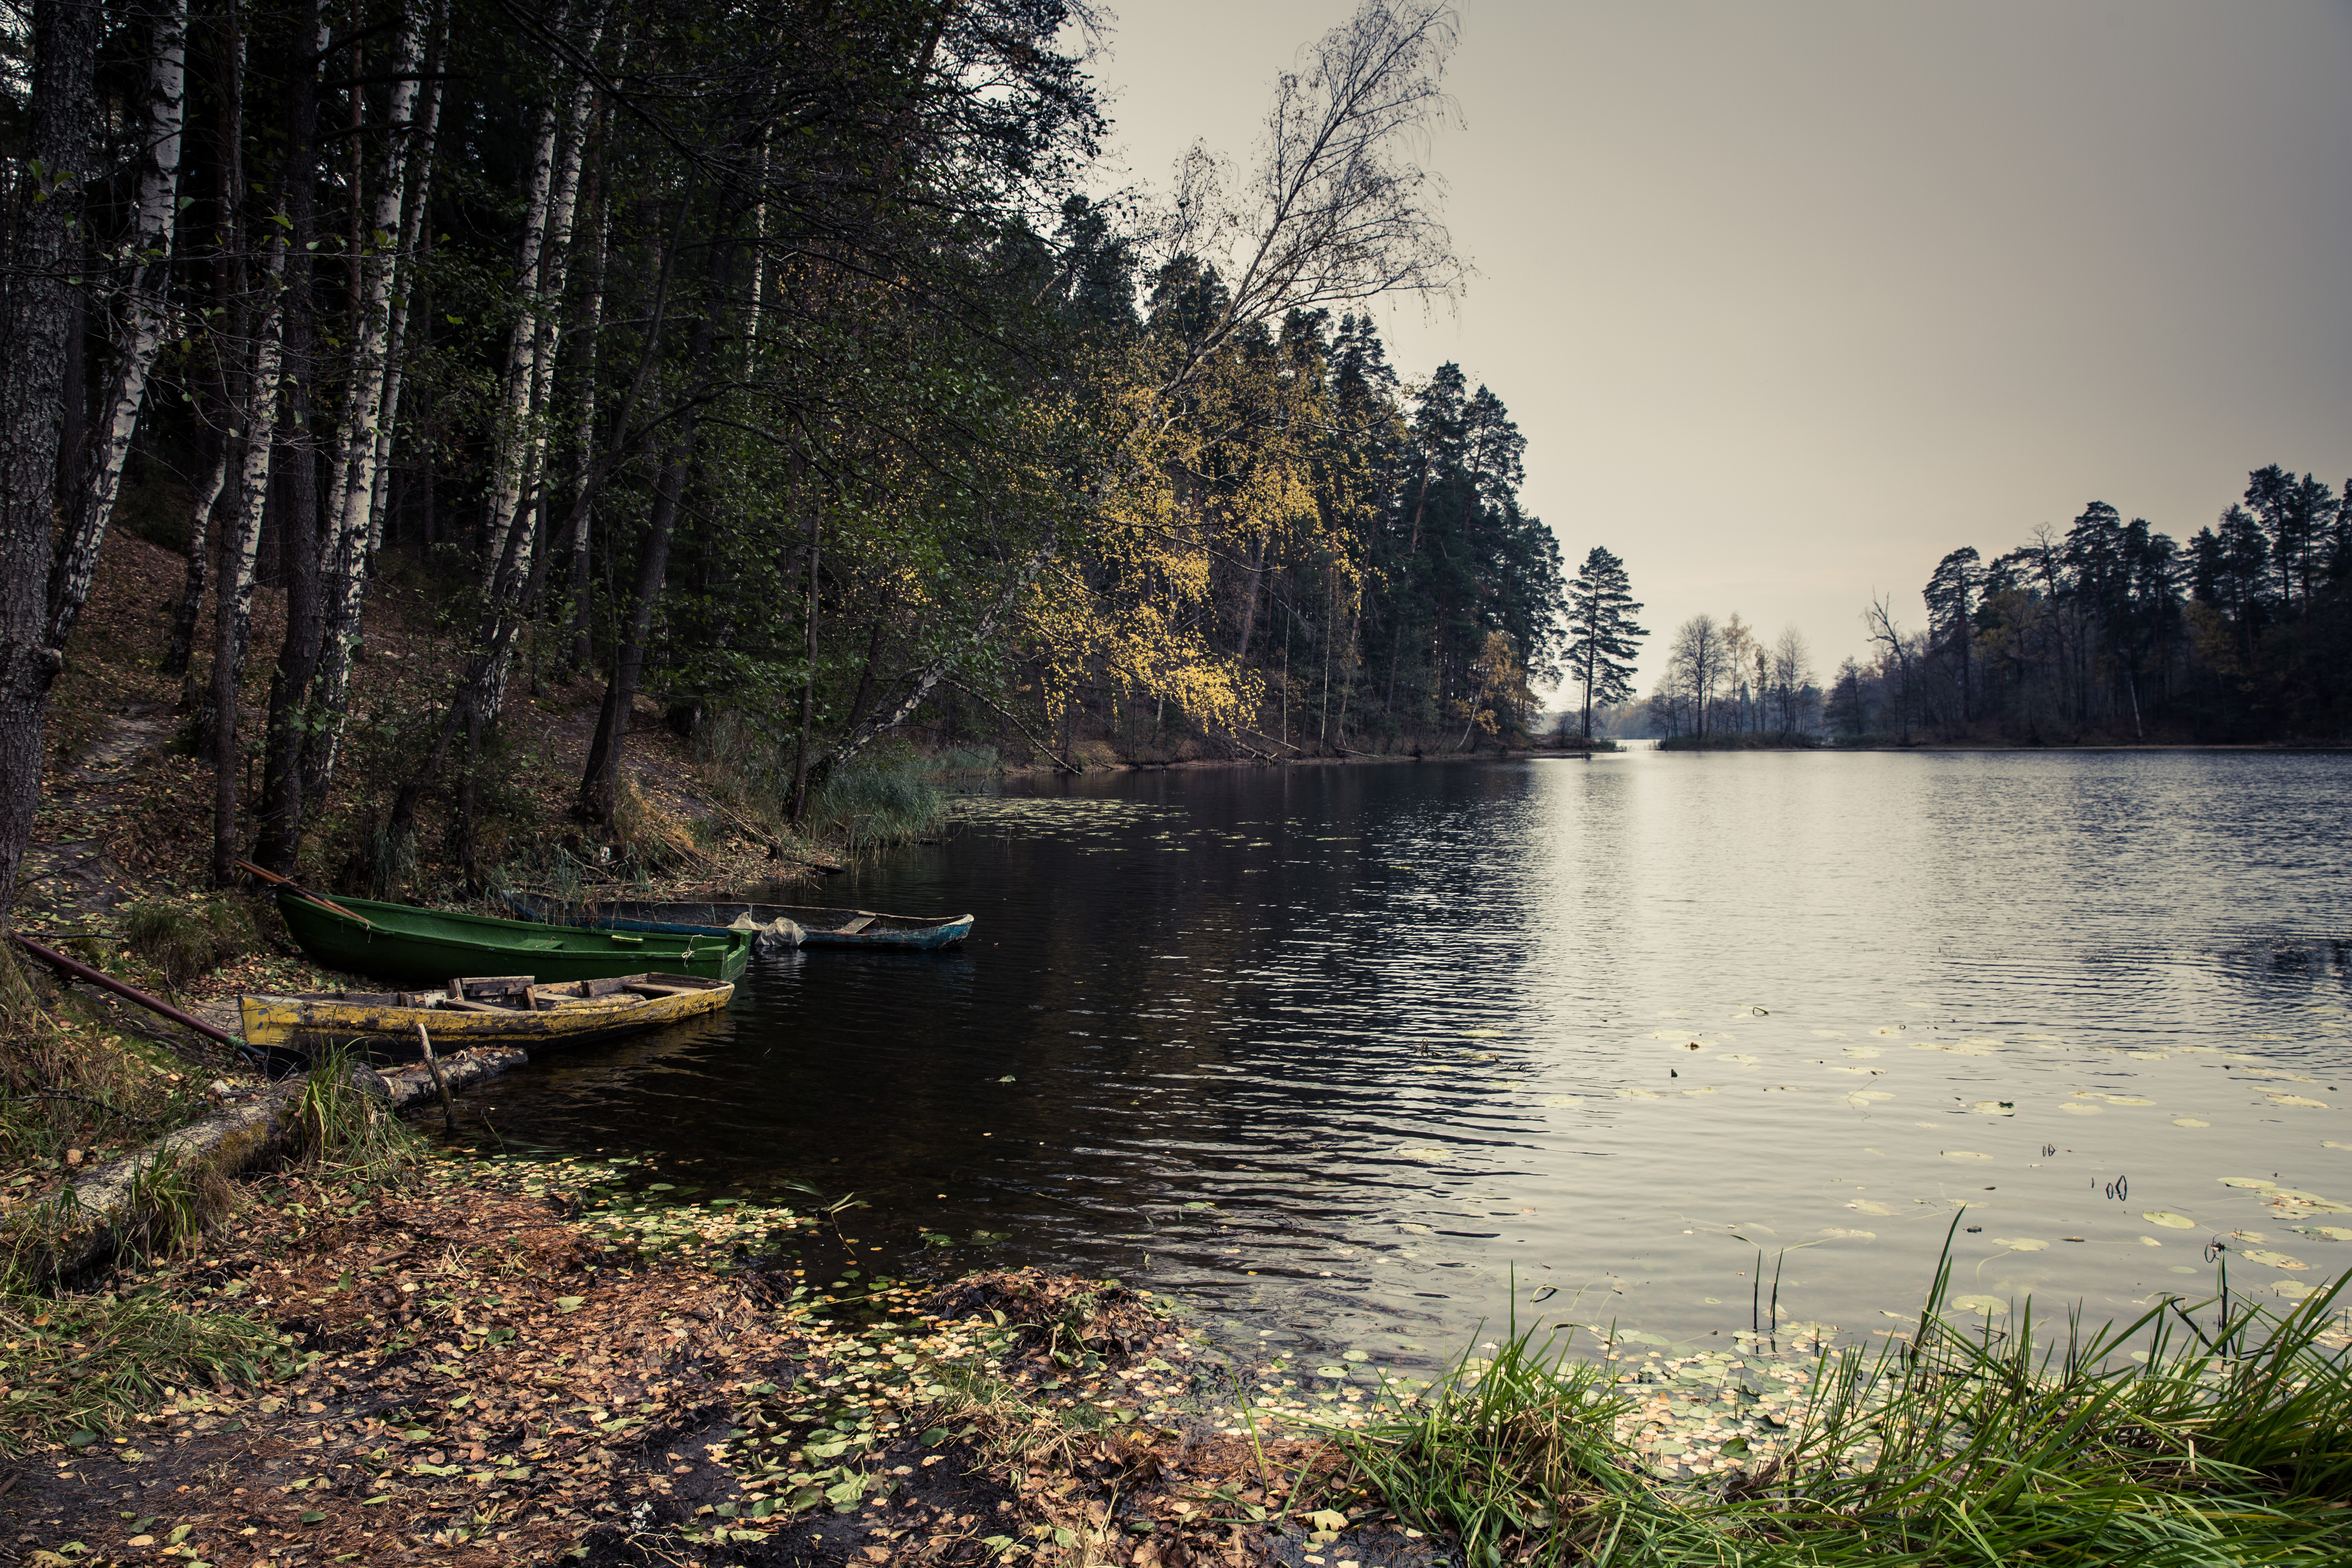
(1691, 1245), (2352, 1566)
(806, 745), (951, 854)
(0, 953), (206, 1167)
(0, 1281), (276, 1452)
(1334, 1231), (2352, 1567)
(1339, 1313), (1644, 1566)
(288, 1047), (423, 1183)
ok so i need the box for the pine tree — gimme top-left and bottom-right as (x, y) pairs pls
(1563, 546), (1646, 740)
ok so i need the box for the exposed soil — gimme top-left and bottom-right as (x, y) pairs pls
(0, 1158), (1432, 1567)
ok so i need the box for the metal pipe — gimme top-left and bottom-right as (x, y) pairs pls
(8, 930), (249, 1054)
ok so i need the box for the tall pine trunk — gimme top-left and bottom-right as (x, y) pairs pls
(0, 0), (100, 923)
(252, 0), (330, 873)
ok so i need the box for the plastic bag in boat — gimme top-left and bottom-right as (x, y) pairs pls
(728, 911), (804, 954)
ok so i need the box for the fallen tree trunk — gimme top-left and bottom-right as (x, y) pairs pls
(25, 1047), (526, 1279)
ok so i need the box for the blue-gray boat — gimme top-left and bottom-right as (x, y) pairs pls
(503, 893), (974, 956)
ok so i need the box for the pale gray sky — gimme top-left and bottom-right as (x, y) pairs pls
(1090, 0), (2352, 693)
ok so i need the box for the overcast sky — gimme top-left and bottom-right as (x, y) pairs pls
(1086, 0), (2352, 695)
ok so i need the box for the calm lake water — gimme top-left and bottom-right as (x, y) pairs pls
(464, 749), (2352, 1368)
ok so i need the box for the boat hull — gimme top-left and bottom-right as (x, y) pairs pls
(276, 891), (753, 983)
(239, 975), (734, 1056)
(504, 894), (974, 951)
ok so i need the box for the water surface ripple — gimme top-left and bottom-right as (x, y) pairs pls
(468, 751), (2352, 1365)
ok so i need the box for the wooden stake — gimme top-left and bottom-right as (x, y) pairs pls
(415, 1020), (455, 1132)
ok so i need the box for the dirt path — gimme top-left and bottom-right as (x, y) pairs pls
(17, 701), (177, 927)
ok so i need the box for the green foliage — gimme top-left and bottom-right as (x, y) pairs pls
(805, 746), (955, 856)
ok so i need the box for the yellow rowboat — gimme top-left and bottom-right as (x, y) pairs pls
(238, 973), (734, 1058)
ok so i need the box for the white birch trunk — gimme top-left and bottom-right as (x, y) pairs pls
(161, 438), (232, 676)
(224, 243), (291, 673)
(479, 23), (604, 718)
(45, 0), (187, 649)
(303, 0), (429, 783)
(474, 1), (579, 599)
(309, 8), (447, 791)
(564, 180), (610, 673)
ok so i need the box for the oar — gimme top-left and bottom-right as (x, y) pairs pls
(234, 859), (375, 930)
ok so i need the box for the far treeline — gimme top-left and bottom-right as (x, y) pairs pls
(0, 0), (1619, 917)
(1632, 466), (2352, 748)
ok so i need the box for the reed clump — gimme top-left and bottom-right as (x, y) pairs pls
(287, 1048), (423, 1183)
(1333, 1239), (2352, 1566)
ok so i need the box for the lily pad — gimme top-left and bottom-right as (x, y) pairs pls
(1462, 1029), (1504, 1038)
(1942, 1150), (1991, 1160)
(2060, 1102), (2103, 1115)
(1397, 1146), (1452, 1160)
(2242, 1250), (2308, 1270)
(2294, 1226), (2352, 1241)
(1541, 1095), (1583, 1108)
(2221, 1178), (2280, 1190)
(1817, 1227), (1875, 1240)
(2142, 1211), (2198, 1229)
(1847, 1199), (1901, 1216)
(1949, 1294), (2007, 1316)
(2267, 1094), (2330, 1109)
(1971, 1101), (2016, 1116)
(1991, 1237), (2047, 1251)
(2173, 1118), (2210, 1127)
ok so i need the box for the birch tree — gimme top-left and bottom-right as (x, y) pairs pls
(209, 231), (291, 886)
(304, 0), (445, 795)
(45, 0), (188, 654)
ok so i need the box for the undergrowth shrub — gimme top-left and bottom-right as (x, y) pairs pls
(0, 960), (206, 1167)
(690, 711), (987, 856)
(121, 896), (261, 989)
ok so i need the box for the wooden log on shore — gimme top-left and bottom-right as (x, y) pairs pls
(22, 1047), (527, 1279)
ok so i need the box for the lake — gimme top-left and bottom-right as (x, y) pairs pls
(465, 748), (2352, 1370)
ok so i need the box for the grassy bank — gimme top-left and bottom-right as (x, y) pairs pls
(10, 1097), (2349, 1568)
(1333, 1238), (2352, 1566)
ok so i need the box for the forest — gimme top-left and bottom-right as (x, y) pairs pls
(0, 0), (1583, 913)
(1630, 466), (2352, 748)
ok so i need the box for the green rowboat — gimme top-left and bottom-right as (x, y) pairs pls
(273, 891), (753, 984)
